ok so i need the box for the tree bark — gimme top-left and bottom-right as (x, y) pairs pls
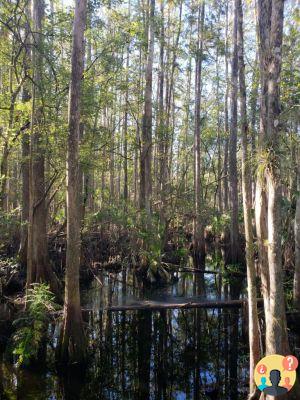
(216, 32), (222, 214)
(249, 52), (259, 205)
(0, 143), (9, 211)
(223, 0), (230, 212)
(256, 1), (296, 381)
(0, 58), (22, 211)
(193, 2), (206, 269)
(58, 0), (87, 365)
(237, 0), (260, 397)
(157, 0), (165, 207)
(18, 2), (31, 267)
(27, 0), (59, 296)
(229, 0), (240, 265)
(140, 0), (155, 215)
(123, 1), (130, 206)
(294, 148), (300, 311)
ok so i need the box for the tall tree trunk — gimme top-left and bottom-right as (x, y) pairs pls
(256, 0), (294, 370)
(193, 2), (205, 269)
(81, 35), (93, 221)
(183, 51), (192, 193)
(0, 143), (9, 211)
(229, 0), (239, 265)
(294, 159), (300, 310)
(59, 0), (87, 365)
(223, 0), (229, 212)
(228, 8), (241, 398)
(164, 0), (182, 189)
(237, 0), (260, 397)
(134, 46), (142, 207)
(216, 36), (222, 214)
(19, 2), (31, 267)
(109, 107), (115, 201)
(140, 0), (155, 215)
(123, 1), (130, 206)
(158, 0), (165, 210)
(27, 0), (59, 295)
(255, 0), (270, 336)
(0, 50), (21, 211)
(249, 52), (259, 205)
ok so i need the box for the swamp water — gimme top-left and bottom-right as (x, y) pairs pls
(0, 271), (254, 399)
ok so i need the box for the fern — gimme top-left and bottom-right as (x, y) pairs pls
(12, 283), (59, 367)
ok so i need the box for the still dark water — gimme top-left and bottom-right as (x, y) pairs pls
(0, 271), (251, 399)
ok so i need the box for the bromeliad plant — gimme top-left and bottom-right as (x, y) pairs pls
(12, 283), (59, 367)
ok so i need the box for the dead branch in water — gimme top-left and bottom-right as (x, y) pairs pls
(104, 298), (263, 312)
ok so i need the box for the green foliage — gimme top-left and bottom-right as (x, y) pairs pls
(210, 213), (230, 236)
(12, 284), (59, 367)
(138, 212), (163, 267)
(173, 246), (188, 261)
(0, 210), (20, 254)
(91, 204), (172, 281)
(222, 263), (244, 286)
(90, 202), (135, 229)
(209, 251), (224, 270)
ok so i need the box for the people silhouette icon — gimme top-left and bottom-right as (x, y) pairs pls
(263, 369), (288, 396)
(258, 377), (268, 391)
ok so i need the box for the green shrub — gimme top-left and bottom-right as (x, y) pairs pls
(12, 283), (59, 367)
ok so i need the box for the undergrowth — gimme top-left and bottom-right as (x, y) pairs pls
(12, 283), (59, 367)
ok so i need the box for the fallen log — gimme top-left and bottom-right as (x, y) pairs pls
(161, 263), (246, 276)
(176, 268), (246, 277)
(177, 268), (219, 274)
(105, 298), (263, 312)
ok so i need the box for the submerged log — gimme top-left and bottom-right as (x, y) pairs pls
(105, 298), (263, 312)
(161, 263), (246, 276)
(177, 267), (246, 276)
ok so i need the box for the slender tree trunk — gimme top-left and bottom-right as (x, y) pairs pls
(0, 56), (21, 211)
(123, 2), (130, 206)
(237, 0), (260, 397)
(19, 113), (30, 267)
(59, 0), (87, 365)
(193, 2), (206, 269)
(0, 143), (9, 211)
(81, 36), (92, 221)
(158, 0), (165, 208)
(183, 52), (192, 192)
(265, 0), (288, 351)
(228, 9), (242, 398)
(123, 98), (129, 205)
(255, 0), (270, 337)
(164, 0), (182, 192)
(249, 52), (259, 205)
(140, 0), (155, 215)
(294, 160), (300, 310)
(134, 47), (142, 207)
(223, 0), (229, 212)
(216, 40), (222, 214)
(109, 108), (115, 201)
(157, 0), (170, 250)
(256, 0), (295, 374)
(19, 2), (31, 266)
(229, 0), (239, 265)
(27, 0), (59, 295)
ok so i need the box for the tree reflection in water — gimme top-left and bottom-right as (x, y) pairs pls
(0, 272), (253, 399)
